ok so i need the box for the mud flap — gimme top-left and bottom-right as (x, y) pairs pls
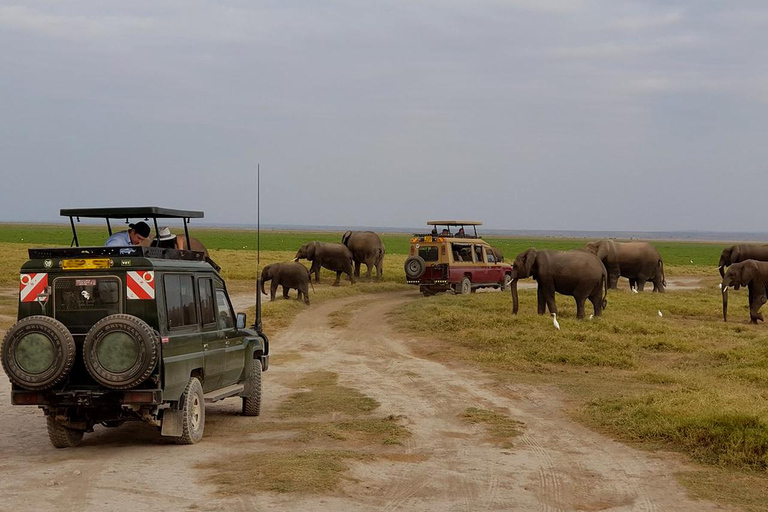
(161, 410), (183, 437)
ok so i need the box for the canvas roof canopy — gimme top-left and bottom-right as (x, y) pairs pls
(60, 207), (204, 219)
(426, 221), (482, 226)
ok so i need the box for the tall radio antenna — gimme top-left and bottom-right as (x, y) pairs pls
(255, 163), (263, 333)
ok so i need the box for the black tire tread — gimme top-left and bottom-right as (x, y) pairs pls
(1, 316), (76, 390)
(46, 416), (83, 449)
(82, 314), (158, 390)
(175, 377), (205, 445)
(242, 359), (262, 417)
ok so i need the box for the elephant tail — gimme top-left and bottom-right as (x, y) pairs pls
(659, 259), (667, 287)
(602, 269), (608, 310)
(308, 269), (316, 294)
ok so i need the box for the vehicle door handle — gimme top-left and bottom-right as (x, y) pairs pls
(203, 343), (209, 349)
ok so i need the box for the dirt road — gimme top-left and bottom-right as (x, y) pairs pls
(0, 291), (725, 511)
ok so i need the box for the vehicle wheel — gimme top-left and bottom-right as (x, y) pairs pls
(500, 274), (512, 291)
(460, 277), (472, 295)
(82, 314), (159, 390)
(242, 359), (262, 417)
(175, 377), (205, 444)
(101, 420), (125, 428)
(1, 316), (76, 390)
(404, 256), (426, 280)
(46, 416), (83, 449)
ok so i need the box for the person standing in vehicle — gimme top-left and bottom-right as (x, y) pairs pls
(105, 221), (150, 246)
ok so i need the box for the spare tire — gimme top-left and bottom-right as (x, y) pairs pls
(1, 316), (76, 390)
(404, 256), (426, 280)
(83, 314), (159, 390)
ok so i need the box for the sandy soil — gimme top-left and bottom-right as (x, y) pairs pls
(0, 289), (728, 511)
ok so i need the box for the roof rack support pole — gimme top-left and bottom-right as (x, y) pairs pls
(473, 226), (478, 238)
(183, 218), (191, 249)
(152, 217), (160, 244)
(69, 216), (79, 247)
(106, 218), (113, 236)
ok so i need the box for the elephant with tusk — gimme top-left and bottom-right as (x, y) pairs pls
(510, 248), (608, 319)
(718, 244), (768, 278)
(721, 260), (768, 324)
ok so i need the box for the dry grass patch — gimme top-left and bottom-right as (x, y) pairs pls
(461, 407), (524, 448)
(279, 371), (379, 418)
(678, 468), (768, 512)
(198, 450), (373, 495)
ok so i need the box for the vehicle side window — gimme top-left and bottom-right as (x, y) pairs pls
(474, 246), (484, 263)
(164, 274), (198, 329)
(487, 252), (496, 263)
(215, 289), (234, 329)
(198, 278), (216, 325)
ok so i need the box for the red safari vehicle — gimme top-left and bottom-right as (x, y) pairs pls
(404, 221), (513, 296)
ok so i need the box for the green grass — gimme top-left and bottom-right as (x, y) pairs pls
(392, 286), (768, 472)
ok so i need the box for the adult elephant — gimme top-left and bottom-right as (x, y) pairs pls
(718, 244), (768, 278)
(585, 240), (666, 292)
(261, 262), (311, 304)
(721, 260), (768, 324)
(341, 231), (385, 280)
(294, 242), (355, 286)
(510, 248), (608, 319)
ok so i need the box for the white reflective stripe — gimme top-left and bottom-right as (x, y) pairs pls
(127, 271), (155, 299)
(126, 287), (140, 300)
(20, 273), (46, 302)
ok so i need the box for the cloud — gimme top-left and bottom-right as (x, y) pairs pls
(0, 5), (157, 40)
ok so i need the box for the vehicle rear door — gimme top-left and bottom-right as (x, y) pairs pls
(214, 285), (246, 387)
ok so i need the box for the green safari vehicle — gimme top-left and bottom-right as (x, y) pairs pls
(1, 207), (269, 447)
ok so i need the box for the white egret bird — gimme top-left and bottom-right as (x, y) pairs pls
(658, 310), (663, 317)
(631, 287), (639, 294)
(552, 313), (560, 330)
(589, 314), (594, 320)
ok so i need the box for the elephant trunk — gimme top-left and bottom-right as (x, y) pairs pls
(260, 270), (268, 296)
(511, 279), (519, 315)
(718, 265), (726, 279)
(722, 277), (730, 322)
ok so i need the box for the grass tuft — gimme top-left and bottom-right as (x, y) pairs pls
(461, 407), (524, 447)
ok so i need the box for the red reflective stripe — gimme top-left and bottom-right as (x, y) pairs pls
(21, 274), (48, 302)
(126, 275), (151, 299)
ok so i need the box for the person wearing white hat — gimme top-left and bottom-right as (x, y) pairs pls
(153, 226), (179, 249)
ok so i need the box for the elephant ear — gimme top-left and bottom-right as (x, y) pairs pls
(341, 231), (352, 246)
(732, 246), (742, 264)
(261, 264), (273, 279)
(523, 248), (538, 277)
(741, 260), (758, 286)
(596, 240), (611, 261)
(307, 242), (317, 260)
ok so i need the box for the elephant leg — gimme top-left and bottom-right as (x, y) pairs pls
(652, 275), (665, 293)
(575, 296), (586, 320)
(333, 271), (341, 286)
(283, 286), (290, 299)
(537, 286), (546, 315)
(310, 262), (321, 283)
(364, 261), (373, 279)
(628, 278), (637, 290)
(302, 285), (310, 305)
(749, 290), (766, 323)
(588, 293), (602, 317)
(545, 294), (558, 316)
(270, 281), (279, 301)
(608, 268), (620, 289)
(348, 268), (356, 284)
(634, 276), (647, 292)
(377, 262), (383, 281)
(354, 261), (361, 278)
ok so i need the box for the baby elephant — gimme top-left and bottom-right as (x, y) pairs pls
(722, 259), (768, 324)
(261, 262), (311, 305)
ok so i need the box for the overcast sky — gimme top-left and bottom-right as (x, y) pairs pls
(1, 1), (766, 232)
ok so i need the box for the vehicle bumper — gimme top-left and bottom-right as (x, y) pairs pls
(261, 354), (270, 372)
(11, 388), (163, 407)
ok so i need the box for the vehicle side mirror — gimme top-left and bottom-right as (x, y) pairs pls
(236, 313), (246, 330)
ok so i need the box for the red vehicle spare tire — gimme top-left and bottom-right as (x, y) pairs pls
(1, 316), (76, 390)
(83, 314), (159, 390)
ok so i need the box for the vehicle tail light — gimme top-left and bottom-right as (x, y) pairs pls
(12, 393), (44, 405)
(123, 392), (155, 403)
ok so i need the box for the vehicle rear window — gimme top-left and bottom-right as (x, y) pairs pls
(164, 274), (197, 329)
(54, 277), (121, 334)
(419, 246), (439, 262)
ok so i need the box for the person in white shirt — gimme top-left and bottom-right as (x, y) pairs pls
(105, 222), (151, 247)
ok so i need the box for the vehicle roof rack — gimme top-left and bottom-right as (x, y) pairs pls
(60, 207), (204, 219)
(426, 220), (482, 226)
